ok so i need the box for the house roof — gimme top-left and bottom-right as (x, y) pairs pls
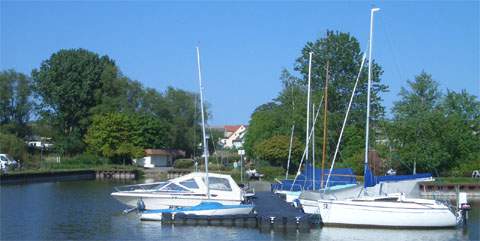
(145, 149), (171, 156)
(224, 125), (247, 133)
(144, 149), (186, 157)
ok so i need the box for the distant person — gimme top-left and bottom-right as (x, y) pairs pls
(472, 170), (480, 179)
(233, 161), (238, 169)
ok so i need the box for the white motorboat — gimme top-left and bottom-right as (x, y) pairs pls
(140, 201), (254, 221)
(117, 47), (255, 218)
(111, 172), (247, 210)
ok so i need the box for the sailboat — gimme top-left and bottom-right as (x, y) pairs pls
(138, 47), (253, 220)
(273, 53), (357, 203)
(300, 8), (459, 228)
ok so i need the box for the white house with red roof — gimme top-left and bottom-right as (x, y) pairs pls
(220, 125), (248, 149)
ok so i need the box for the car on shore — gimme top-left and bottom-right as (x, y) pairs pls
(0, 154), (19, 171)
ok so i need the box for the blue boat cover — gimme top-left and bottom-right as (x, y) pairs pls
(271, 164), (357, 192)
(364, 166), (432, 188)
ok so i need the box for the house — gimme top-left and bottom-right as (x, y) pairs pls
(220, 125), (248, 149)
(134, 149), (185, 168)
(26, 136), (54, 149)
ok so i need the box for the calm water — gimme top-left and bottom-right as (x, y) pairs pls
(1, 180), (479, 241)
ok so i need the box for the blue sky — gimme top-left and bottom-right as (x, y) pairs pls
(1, 1), (479, 125)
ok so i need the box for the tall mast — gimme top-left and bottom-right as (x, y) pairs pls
(312, 104), (316, 190)
(321, 62), (329, 189)
(364, 8), (380, 186)
(306, 52), (313, 169)
(285, 124), (295, 179)
(196, 46), (210, 199)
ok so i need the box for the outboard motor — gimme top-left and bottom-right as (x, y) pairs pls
(137, 198), (146, 211)
(458, 192), (471, 225)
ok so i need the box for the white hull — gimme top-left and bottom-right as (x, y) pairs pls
(140, 206), (253, 221)
(300, 179), (433, 214)
(111, 192), (241, 210)
(317, 198), (458, 228)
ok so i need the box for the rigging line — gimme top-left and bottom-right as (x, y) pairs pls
(197, 70), (220, 168)
(324, 53), (367, 191)
(380, 15), (405, 83)
(208, 125), (220, 167)
(290, 95), (324, 191)
(193, 92), (198, 159)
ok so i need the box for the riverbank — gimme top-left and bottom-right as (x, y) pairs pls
(0, 166), (143, 184)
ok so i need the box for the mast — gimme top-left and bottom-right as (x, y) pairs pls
(306, 52), (313, 172)
(285, 124), (295, 179)
(312, 104), (316, 190)
(321, 62), (329, 189)
(196, 46), (210, 199)
(364, 8), (380, 187)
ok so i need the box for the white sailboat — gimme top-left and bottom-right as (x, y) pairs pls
(301, 8), (460, 228)
(136, 47), (253, 220)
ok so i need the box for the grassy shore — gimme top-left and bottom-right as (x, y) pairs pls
(433, 177), (480, 184)
(2, 165), (143, 176)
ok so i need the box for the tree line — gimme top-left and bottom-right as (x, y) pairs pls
(244, 31), (479, 177)
(1, 49), (204, 165)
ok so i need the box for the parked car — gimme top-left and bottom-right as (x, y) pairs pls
(0, 154), (19, 171)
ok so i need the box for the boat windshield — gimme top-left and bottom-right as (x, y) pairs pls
(179, 179), (199, 189)
(203, 177), (232, 191)
(161, 183), (190, 192)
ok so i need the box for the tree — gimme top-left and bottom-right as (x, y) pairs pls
(390, 72), (446, 174)
(389, 71), (480, 175)
(254, 135), (303, 168)
(84, 113), (172, 163)
(245, 31), (388, 167)
(0, 70), (32, 138)
(0, 133), (27, 161)
(244, 102), (285, 156)
(163, 87), (203, 157)
(32, 49), (119, 153)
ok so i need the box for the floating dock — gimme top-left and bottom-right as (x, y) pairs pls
(141, 191), (319, 232)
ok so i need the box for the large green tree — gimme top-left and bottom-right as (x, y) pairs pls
(0, 70), (32, 138)
(389, 72), (480, 175)
(32, 49), (119, 152)
(245, 31), (388, 170)
(85, 113), (172, 163)
(163, 87), (204, 157)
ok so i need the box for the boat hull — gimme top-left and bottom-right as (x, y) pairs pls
(317, 199), (458, 228)
(111, 192), (241, 210)
(140, 203), (254, 221)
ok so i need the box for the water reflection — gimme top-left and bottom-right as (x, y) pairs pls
(1, 180), (478, 241)
(317, 227), (468, 241)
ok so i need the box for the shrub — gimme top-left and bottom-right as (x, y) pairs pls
(174, 159), (194, 169)
(450, 159), (480, 177)
(0, 133), (28, 161)
(257, 165), (284, 180)
(45, 153), (108, 169)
